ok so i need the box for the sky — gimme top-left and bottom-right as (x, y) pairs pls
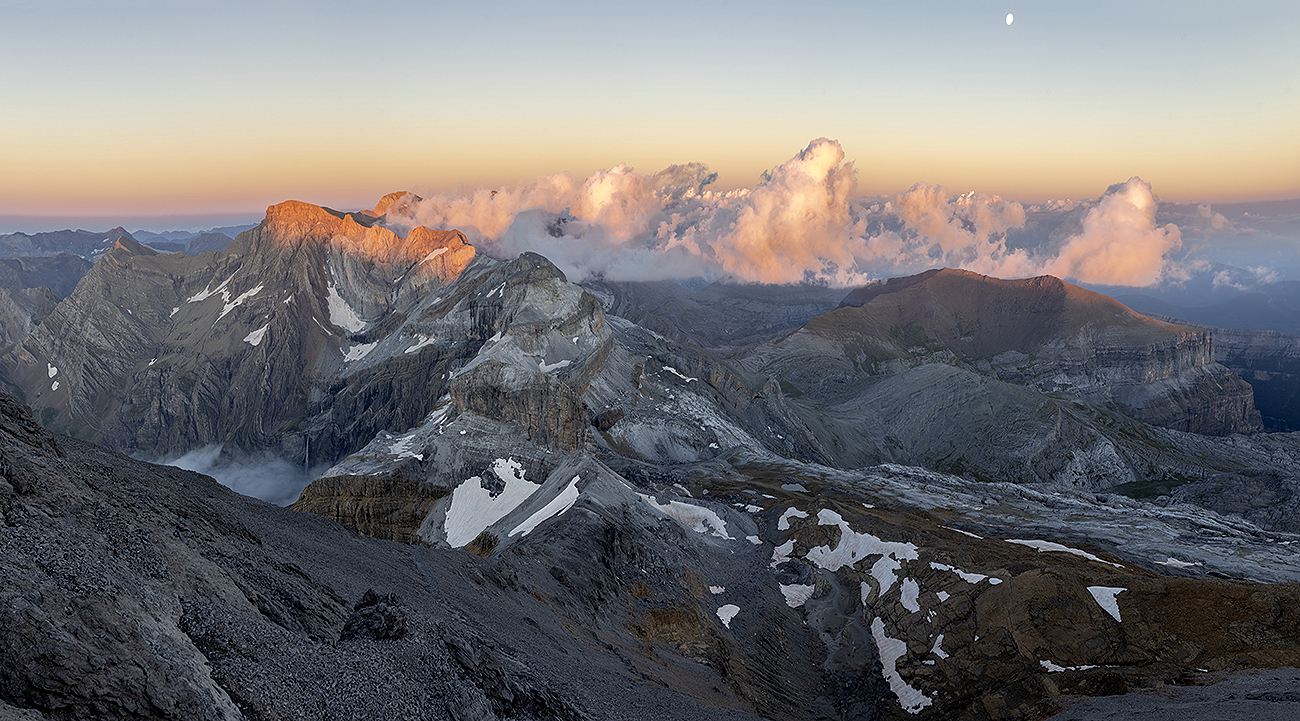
(1, 0), (1296, 232)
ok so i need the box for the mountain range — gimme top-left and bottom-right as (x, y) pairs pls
(2, 194), (1300, 720)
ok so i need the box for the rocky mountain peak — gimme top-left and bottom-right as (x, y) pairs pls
(108, 235), (157, 257)
(259, 199), (474, 281)
(365, 190), (424, 218)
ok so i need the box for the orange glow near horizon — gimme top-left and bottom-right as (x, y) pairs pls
(4, 121), (1298, 222)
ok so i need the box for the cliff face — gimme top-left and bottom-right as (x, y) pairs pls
(747, 268), (1261, 437)
(1145, 313), (1300, 432)
(0, 196), (475, 459)
(0, 286), (56, 349)
(288, 473), (447, 544)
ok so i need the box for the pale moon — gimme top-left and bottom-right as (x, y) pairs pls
(1006, 13), (1014, 26)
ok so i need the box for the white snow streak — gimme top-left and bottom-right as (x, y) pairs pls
(931, 634), (949, 659)
(1005, 539), (1123, 568)
(243, 325), (269, 347)
(187, 275), (233, 303)
(1087, 586), (1125, 622)
(1040, 660), (1098, 673)
(663, 366), (698, 383)
(716, 604), (740, 628)
(326, 280), (365, 332)
(804, 509), (919, 575)
(217, 284), (263, 322)
(444, 458), (540, 547)
(342, 342), (378, 362)
(777, 506), (809, 530)
(638, 494), (733, 539)
(871, 617), (933, 714)
(929, 562), (1001, 585)
(780, 584), (815, 608)
(405, 334), (437, 354)
(417, 247), (448, 265)
(509, 475), (581, 538)
(900, 578), (921, 613)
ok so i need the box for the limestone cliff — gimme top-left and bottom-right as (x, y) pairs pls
(746, 268), (1260, 436)
(1145, 313), (1300, 432)
(0, 194), (475, 460)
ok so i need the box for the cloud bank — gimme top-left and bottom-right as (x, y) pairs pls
(164, 445), (326, 507)
(389, 139), (1189, 287)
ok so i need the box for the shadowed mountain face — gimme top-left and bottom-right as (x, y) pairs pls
(580, 279), (848, 354)
(0, 227), (135, 261)
(5, 196), (1300, 720)
(745, 268), (1259, 435)
(0, 202), (475, 461)
(0, 255), (94, 299)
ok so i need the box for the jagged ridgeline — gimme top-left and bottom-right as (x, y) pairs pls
(1, 194), (475, 461)
(7, 193), (1300, 720)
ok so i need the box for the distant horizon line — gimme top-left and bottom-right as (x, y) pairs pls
(5, 193), (1299, 236)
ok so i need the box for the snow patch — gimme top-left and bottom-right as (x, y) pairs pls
(780, 584), (814, 608)
(50, 381), (59, 391)
(46, 364), (57, 378)
(217, 284), (263, 322)
(663, 366), (698, 383)
(417, 247), (448, 265)
(900, 578), (921, 613)
(746, 535), (762, 545)
(771, 539), (795, 567)
(777, 506), (809, 530)
(510, 475), (581, 538)
(1005, 539), (1123, 568)
(389, 433), (424, 460)
(539, 359), (571, 373)
(342, 342), (378, 362)
(929, 562), (996, 585)
(444, 458), (540, 547)
(187, 275), (233, 303)
(716, 604), (740, 628)
(744, 504), (763, 513)
(638, 494), (733, 539)
(170, 307), (179, 317)
(709, 585), (725, 595)
(243, 325), (269, 347)
(871, 617), (932, 714)
(936, 591), (950, 602)
(943, 525), (983, 539)
(781, 482), (808, 492)
(931, 634), (949, 659)
(1087, 586), (1125, 623)
(326, 280), (365, 332)
(1156, 557), (1202, 568)
(1040, 660), (1098, 673)
(405, 335), (437, 354)
(805, 509), (919, 574)
(871, 556), (902, 597)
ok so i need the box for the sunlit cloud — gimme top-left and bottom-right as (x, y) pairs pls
(386, 140), (1202, 288)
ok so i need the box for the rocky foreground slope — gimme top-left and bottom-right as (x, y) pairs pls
(6, 385), (1300, 720)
